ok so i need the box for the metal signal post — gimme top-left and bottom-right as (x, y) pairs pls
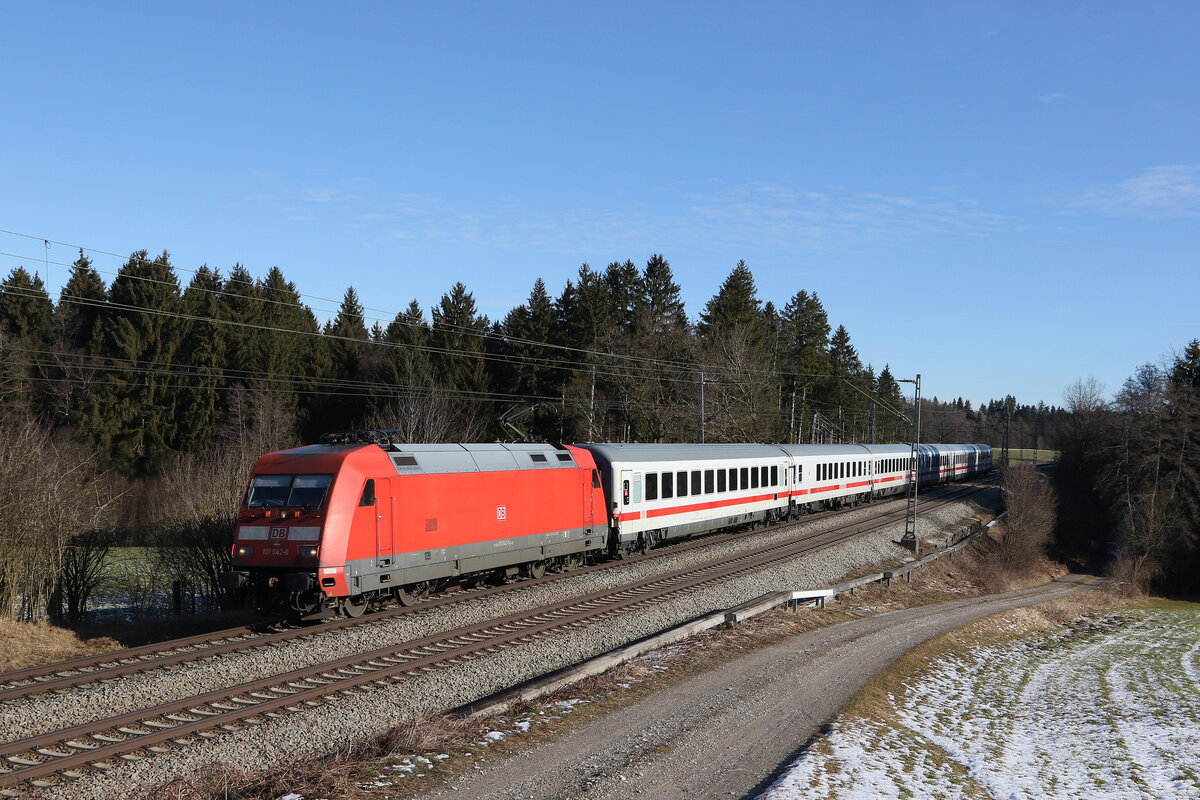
(898, 374), (921, 553)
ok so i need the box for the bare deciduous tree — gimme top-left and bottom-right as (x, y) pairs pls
(1000, 463), (1057, 568)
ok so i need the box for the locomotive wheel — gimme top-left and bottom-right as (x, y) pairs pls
(288, 591), (321, 617)
(524, 560), (547, 580)
(395, 581), (431, 606)
(341, 594), (369, 618)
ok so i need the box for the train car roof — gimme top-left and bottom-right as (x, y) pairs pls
(572, 443), (787, 465)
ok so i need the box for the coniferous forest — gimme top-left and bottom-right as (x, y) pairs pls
(0, 249), (1166, 618)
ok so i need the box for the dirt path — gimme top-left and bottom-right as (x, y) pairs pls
(413, 575), (1098, 800)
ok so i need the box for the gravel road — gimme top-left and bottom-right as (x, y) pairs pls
(17, 487), (996, 799)
(413, 575), (1098, 800)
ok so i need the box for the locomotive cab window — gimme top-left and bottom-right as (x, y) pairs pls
(248, 474), (333, 508)
(359, 479), (376, 507)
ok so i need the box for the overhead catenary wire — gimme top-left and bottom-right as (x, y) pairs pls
(0, 227), (917, 414)
(0, 253), (876, 395)
(0, 229), (872, 384)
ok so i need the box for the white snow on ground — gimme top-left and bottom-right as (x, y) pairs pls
(760, 607), (1200, 800)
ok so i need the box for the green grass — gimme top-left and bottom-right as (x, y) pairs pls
(1004, 448), (1059, 462)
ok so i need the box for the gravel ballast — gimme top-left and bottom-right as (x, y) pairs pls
(16, 489), (998, 800)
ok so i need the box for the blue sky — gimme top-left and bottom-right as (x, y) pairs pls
(1, 1), (1197, 408)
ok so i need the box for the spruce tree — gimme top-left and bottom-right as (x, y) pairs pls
(56, 251), (106, 351)
(317, 286), (370, 429)
(0, 267), (53, 349)
(700, 257), (763, 343)
(80, 250), (183, 475)
(0, 267), (54, 419)
(603, 260), (641, 334)
(431, 283), (488, 393)
(640, 254), (687, 334)
(177, 265), (226, 450)
(257, 266), (321, 415)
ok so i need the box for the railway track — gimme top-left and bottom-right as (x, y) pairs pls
(0, 480), (992, 792)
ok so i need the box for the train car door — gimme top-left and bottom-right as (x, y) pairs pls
(375, 477), (394, 563)
(584, 469), (597, 533)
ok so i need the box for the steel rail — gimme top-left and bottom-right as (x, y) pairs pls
(0, 483), (991, 790)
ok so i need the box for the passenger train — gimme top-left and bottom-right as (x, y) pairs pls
(219, 436), (991, 618)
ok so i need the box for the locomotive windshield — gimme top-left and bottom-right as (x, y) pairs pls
(247, 474), (333, 508)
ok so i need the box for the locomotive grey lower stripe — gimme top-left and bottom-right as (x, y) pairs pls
(338, 525), (603, 594)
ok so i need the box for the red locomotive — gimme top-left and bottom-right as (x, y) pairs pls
(220, 436), (607, 618)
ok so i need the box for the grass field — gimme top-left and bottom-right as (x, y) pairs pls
(1004, 448), (1059, 462)
(760, 601), (1200, 800)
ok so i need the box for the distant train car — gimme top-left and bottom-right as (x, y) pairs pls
(220, 436), (992, 618)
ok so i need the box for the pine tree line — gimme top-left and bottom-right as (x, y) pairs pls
(4, 250), (984, 477)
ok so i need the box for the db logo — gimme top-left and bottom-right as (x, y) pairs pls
(496, 506), (507, 521)
(269, 527), (288, 540)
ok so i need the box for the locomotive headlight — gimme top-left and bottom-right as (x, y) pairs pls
(234, 545), (253, 557)
(300, 545), (319, 560)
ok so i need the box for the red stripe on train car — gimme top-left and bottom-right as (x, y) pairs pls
(644, 492), (780, 519)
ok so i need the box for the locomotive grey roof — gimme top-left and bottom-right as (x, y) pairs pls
(384, 443), (577, 475)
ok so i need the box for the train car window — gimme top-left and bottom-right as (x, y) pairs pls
(717, 468), (727, 492)
(677, 471), (688, 497)
(750, 468), (759, 489)
(740, 467), (749, 488)
(691, 470), (701, 495)
(663, 472), (674, 498)
(646, 473), (658, 501)
(759, 466), (767, 486)
(728, 468), (737, 491)
(771, 465), (778, 486)
(358, 479), (376, 507)
(798, 464), (803, 482)
(704, 470), (714, 493)
(622, 480), (630, 505)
